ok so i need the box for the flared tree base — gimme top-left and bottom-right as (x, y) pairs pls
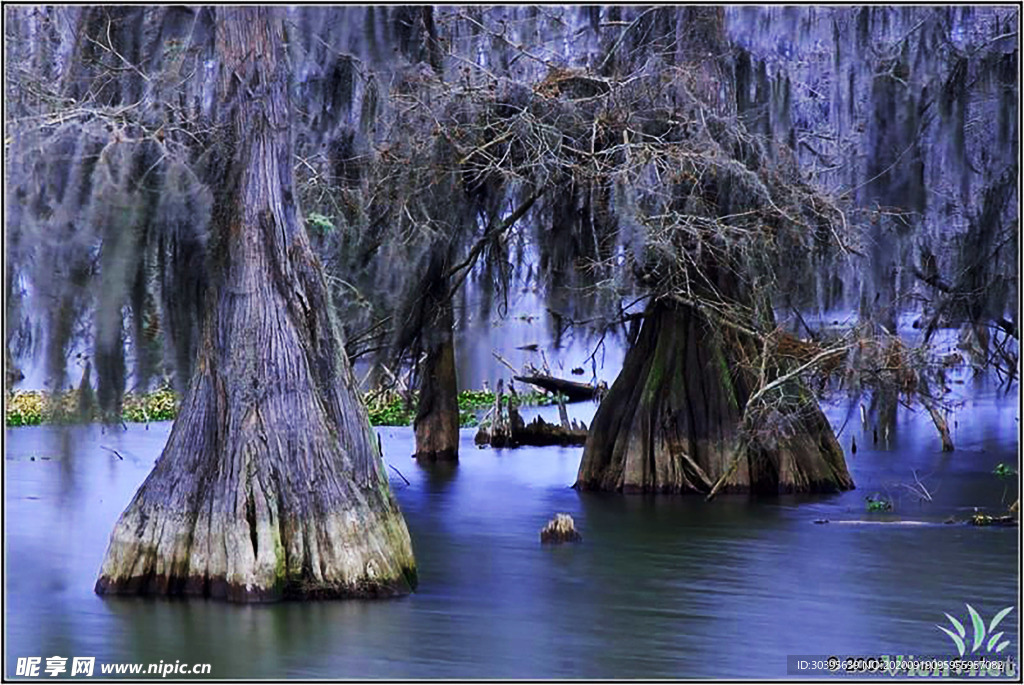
(95, 506), (417, 602)
(575, 302), (854, 495)
(94, 364), (418, 602)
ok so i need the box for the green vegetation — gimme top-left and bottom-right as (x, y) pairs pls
(122, 389), (179, 423)
(7, 387), (558, 428)
(457, 390), (496, 411)
(364, 393), (415, 427)
(865, 494), (894, 512)
(305, 212), (335, 234)
(993, 462), (1016, 479)
(993, 462), (1017, 505)
(366, 389), (557, 427)
(6, 391), (46, 427)
(6, 388), (179, 426)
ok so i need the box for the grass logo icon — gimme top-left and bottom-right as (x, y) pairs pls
(937, 605), (1013, 657)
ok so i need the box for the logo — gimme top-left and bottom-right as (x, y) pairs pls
(937, 604), (1014, 657)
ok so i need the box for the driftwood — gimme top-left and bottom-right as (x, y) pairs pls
(512, 374), (601, 402)
(970, 513), (1019, 527)
(813, 510), (1019, 527)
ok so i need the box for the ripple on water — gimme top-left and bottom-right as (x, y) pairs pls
(4, 384), (1018, 678)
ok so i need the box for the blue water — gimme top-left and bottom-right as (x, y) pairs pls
(4, 381), (1019, 678)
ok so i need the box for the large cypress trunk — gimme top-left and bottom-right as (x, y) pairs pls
(575, 302), (854, 495)
(413, 294), (460, 462)
(95, 8), (416, 601)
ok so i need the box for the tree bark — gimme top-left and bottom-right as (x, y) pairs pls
(575, 301), (854, 495)
(413, 295), (460, 462)
(924, 400), (955, 452)
(512, 374), (600, 402)
(95, 8), (416, 602)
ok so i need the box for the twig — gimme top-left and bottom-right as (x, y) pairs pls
(492, 351), (519, 375)
(388, 463), (411, 486)
(101, 445), (124, 460)
(839, 142), (915, 200)
(834, 409), (854, 440)
(899, 469), (934, 502)
(598, 7), (658, 72)
(746, 344), (853, 409)
(792, 308), (818, 341)
(445, 188), (544, 297)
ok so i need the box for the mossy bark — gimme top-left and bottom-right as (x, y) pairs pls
(413, 293), (460, 462)
(576, 301), (854, 495)
(95, 8), (416, 602)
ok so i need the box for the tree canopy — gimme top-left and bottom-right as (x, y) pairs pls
(5, 5), (1017, 437)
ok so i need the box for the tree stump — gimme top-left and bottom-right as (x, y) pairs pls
(540, 513), (581, 543)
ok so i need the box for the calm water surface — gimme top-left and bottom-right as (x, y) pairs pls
(4, 383), (1019, 678)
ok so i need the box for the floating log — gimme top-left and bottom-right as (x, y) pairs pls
(813, 516), (1018, 527)
(512, 374), (602, 402)
(970, 513), (1019, 527)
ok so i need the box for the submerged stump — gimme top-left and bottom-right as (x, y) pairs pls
(475, 382), (588, 447)
(475, 413), (587, 447)
(575, 302), (854, 495)
(540, 513), (582, 543)
(516, 415), (588, 446)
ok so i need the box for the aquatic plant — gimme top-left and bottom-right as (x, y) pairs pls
(993, 462), (1016, 479)
(865, 494), (894, 512)
(992, 462), (1017, 505)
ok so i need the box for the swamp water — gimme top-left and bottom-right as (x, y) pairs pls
(4, 382), (1018, 678)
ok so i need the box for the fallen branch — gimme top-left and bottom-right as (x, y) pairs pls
(513, 374), (600, 403)
(898, 469), (934, 501)
(445, 191), (544, 298)
(388, 463), (411, 486)
(492, 351), (519, 375)
(708, 344), (853, 502)
(705, 437), (748, 502)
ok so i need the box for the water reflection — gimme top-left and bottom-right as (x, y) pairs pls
(4, 383), (1018, 678)
(413, 458), (458, 491)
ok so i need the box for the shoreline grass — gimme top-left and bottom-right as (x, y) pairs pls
(6, 387), (558, 428)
